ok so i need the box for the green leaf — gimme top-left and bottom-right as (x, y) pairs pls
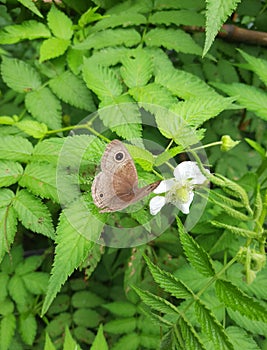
(195, 300), (234, 350)
(129, 83), (176, 108)
(110, 333), (140, 350)
(25, 87), (62, 129)
(104, 317), (136, 334)
(149, 10), (205, 26)
(72, 290), (104, 308)
(22, 272), (49, 295)
(92, 12), (146, 31)
(0, 313), (16, 350)
(0, 160), (23, 187)
(73, 308), (102, 327)
(91, 324), (108, 350)
(177, 317), (206, 350)
(0, 273), (9, 302)
(226, 326), (261, 350)
(102, 301), (136, 317)
(18, 0), (43, 18)
(44, 332), (56, 350)
(0, 20), (50, 44)
(82, 60), (122, 100)
(47, 5), (73, 39)
(145, 28), (202, 55)
(245, 138), (266, 158)
(215, 280), (267, 322)
(15, 255), (43, 275)
(125, 144), (154, 171)
(213, 82), (267, 121)
(143, 255), (193, 299)
(0, 207), (17, 264)
(120, 49), (153, 88)
(15, 120), (48, 139)
(1, 57), (42, 93)
(32, 138), (64, 165)
(39, 37), (70, 62)
(74, 29), (141, 50)
(132, 286), (179, 316)
(41, 201), (98, 315)
(19, 313), (37, 345)
(78, 7), (108, 27)
(13, 189), (55, 238)
(204, 0), (241, 56)
(238, 49), (267, 87)
(8, 274), (28, 306)
(49, 71), (95, 111)
(18, 163), (59, 202)
(63, 327), (82, 350)
(178, 218), (216, 277)
(0, 136), (33, 163)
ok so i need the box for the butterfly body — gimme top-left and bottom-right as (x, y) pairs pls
(91, 140), (160, 212)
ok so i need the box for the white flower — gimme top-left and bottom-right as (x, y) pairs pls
(150, 161), (210, 215)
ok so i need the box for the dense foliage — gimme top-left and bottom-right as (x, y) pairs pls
(0, 0), (267, 349)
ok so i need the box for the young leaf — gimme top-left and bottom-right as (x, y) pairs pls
(120, 49), (153, 88)
(15, 120), (48, 139)
(212, 82), (267, 121)
(39, 38), (70, 62)
(0, 160), (23, 187)
(0, 313), (16, 350)
(82, 60), (123, 100)
(0, 136), (33, 163)
(41, 201), (99, 315)
(238, 49), (267, 87)
(1, 57), (42, 93)
(63, 327), (82, 350)
(215, 280), (267, 323)
(91, 324), (109, 350)
(144, 28), (202, 55)
(19, 313), (37, 345)
(143, 255), (193, 299)
(18, 0), (43, 18)
(0, 207), (17, 264)
(195, 299), (234, 350)
(204, 0), (241, 56)
(25, 87), (62, 129)
(78, 7), (108, 27)
(47, 5), (73, 40)
(0, 20), (50, 44)
(178, 218), (216, 277)
(13, 189), (55, 239)
(49, 71), (96, 111)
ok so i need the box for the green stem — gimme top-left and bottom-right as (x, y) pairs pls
(191, 141), (222, 151)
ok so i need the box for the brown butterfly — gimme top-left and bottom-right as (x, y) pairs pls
(91, 140), (160, 212)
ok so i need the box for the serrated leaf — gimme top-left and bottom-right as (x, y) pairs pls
(86, 47), (130, 67)
(22, 272), (49, 295)
(204, 0), (241, 56)
(238, 49), (267, 87)
(72, 290), (104, 308)
(44, 332), (56, 350)
(104, 317), (136, 334)
(156, 67), (219, 100)
(145, 28), (202, 55)
(195, 300), (234, 350)
(91, 324), (108, 350)
(0, 160), (23, 187)
(49, 71), (95, 111)
(41, 200), (99, 315)
(15, 255), (43, 275)
(226, 326), (261, 350)
(0, 207), (17, 264)
(25, 87), (62, 129)
(0, 313), (16, 350)
(129, 83), (176, 108)
(18, 163), (59, 202)
(126, 144), (154, 171)
(149, 10), (205, 26)
(15, 120), (48, 139)
(155, 146), (183, 166)
(63, 327), (82, 350)
(177, 317), (205, 350)
(19, 313), (37, 345)
(13, 189), (54, 238)
(1, 57), (42, 93)
(8, 274), (28, 306)
(0, 20), (50, 44)
(82, 60), (122, 100)
(47, 5), (73, 40)
(74, 28), (141, 50)
(215, 280), (267, 323)
(39, 37), (70, 62)
(78, 7), (108, 27)
(120, 49), (153, 88)
(178, 218), (215, 277)
(102, 301), (136, 317)
(73, 308), (102, 328)
(18, 0), (43, 18)
(91, 12), (146, 32)
(143, 255), (193, 299)
(0, 273), (9, 302)
(0, 136), (33, 163)
(32, 138), (64, 165)
(213, 82), (267, 121)
(110, 333), (140, 350)
(133, 286), (179, 316)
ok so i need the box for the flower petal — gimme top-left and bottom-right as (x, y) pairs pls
(153, 179), (175, 194)
(174, 191), (194, 214)
(174, 161), (209, 185)
(149, 196), (166, 215)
